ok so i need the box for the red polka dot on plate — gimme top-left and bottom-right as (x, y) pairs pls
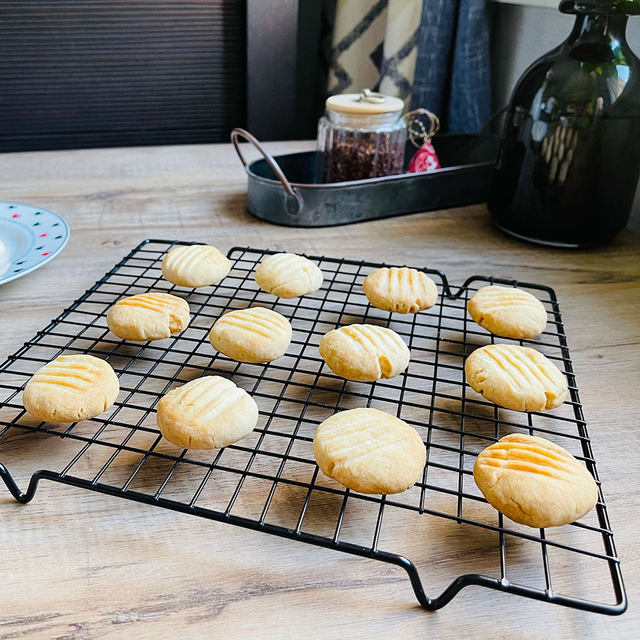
(12, 214), (19, 218)
(42, 252), (50, 256)
(40, 233), (47, 237)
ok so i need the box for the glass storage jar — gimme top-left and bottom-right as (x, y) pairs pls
(317, 90), (407, 183)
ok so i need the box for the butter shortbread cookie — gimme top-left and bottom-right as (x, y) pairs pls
(319, 324), (410, 382)
(255, 253), (323, 298)
(158, 376), (258, 449)
(474, 433), (598, 528)
(23, 354), (119, 423)
(209, 306), (292, 363)
(313, 407), (426, 494)
(467, 285), (547, 339)
(465, 344), (567, 412)
(363, 267), (437, 314)
(107, 292), (190, 341)
(162, 244), (231, 288)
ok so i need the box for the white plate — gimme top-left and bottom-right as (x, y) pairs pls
(0, 202), (70, 286)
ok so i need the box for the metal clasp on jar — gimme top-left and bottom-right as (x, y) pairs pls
(357, 88), (387, 104)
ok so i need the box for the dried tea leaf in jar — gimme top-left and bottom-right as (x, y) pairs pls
(317, 90), (407, 183)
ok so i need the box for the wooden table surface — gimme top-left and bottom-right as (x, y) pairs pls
(0, 141), (638, 639)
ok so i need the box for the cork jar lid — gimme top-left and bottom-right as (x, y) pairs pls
(326, 89), (404, 115)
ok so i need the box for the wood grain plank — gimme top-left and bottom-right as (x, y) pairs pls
(0, 140), (638, 639)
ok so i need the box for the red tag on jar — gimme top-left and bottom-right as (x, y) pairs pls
(408, 140), (440, 173)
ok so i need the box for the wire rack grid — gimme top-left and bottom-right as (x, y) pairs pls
(0, 240), (626, 614)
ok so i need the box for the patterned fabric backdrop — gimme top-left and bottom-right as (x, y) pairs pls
(326, 0), (491, 132)
(327, 0), (422, 107)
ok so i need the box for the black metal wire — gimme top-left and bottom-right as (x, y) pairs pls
(0, 240), (627, 614)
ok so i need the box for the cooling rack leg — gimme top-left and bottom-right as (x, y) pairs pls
(389, 554), (482, 610)
(386, 553), (526, 611)
(0, 464), (40, 503)
(398, 555), (627, 615)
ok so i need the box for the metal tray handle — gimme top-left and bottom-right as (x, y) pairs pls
(231, 128), (303, 215)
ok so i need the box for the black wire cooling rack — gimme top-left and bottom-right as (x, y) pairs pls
(0, 240), (626, 614)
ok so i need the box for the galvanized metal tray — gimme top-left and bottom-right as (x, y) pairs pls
(231, 128), (499, 227)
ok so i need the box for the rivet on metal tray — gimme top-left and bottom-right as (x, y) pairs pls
(285, 193), (302, 215)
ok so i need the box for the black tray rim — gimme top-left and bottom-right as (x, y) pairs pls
(245, 145), (498, 190)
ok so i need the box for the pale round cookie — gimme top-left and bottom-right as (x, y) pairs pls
(319, 323), (410, 382)
(465, 344), (567, 412)
(23, 354), (119, 423)
(254, 252), (323, 298)
(209, 306), (292, 363)
(474, 433), (598, 528)
(313, 407), (426, 494)
(362, 267), (438, 314)
(158, 376), (258, 449)
(161, 244), (231, 288)
(107, 292), (190, 341)
(467, 285), (547, 339)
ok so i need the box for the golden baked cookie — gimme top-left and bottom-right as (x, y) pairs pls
(467, 285), (547, 339)
(106, 292), (190, 341)
(158, 376), (258, 449)
(474, 433), (598, 528)
(319, 323), (410, 382)
(22, 354), (119, 423)
(362, 267), (438, 314)
(313, 407), (426, 494)
(161, 244), (231, 288)
(209, 306), (292, 363)
(254, 252), (323, 298)
(465, 344), (567, 412)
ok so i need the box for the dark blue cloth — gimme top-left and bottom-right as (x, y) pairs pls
(411, 0), (491, 133)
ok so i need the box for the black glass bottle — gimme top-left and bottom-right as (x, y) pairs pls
(489, 1), (640, 247)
